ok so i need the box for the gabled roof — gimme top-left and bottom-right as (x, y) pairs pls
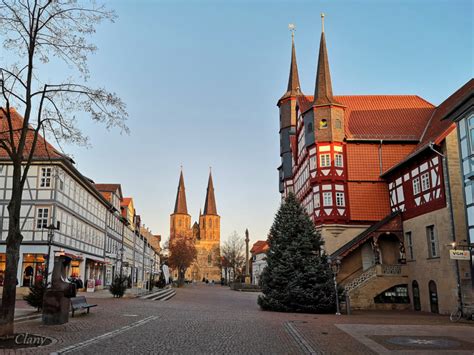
(251, 240), (269, 255)
(95, 183), (123, 200)
(121, 197), (132, 207)
(382, 80), (473, 176)
(0, 108), (67, 160)
(297, 95), (435, 141)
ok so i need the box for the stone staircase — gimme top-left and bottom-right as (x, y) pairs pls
(342, 264), (409, 310)
(140, 287), (176, 301)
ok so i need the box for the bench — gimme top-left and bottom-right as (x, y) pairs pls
(70, 296), (97, 317)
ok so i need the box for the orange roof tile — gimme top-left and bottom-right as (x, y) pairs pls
(250, 240), (269, 255)
(297, 95), (435, 141)
(347, 182), (391, 221)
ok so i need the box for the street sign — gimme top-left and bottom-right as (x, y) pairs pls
(449, 249), (470, 260)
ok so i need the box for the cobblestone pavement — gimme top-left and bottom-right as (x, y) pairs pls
(6, 284), (474, 354)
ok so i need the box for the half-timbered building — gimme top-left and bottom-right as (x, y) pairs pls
(277, 17), (472, 313)
(0, 109), (161, 293)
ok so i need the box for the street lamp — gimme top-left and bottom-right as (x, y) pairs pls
(327, 255), (342, 316)
(45, 222), (60, 287)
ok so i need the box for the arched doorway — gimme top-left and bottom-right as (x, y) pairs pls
(429, 280), (439, 313)
(412, 280), (421, 311)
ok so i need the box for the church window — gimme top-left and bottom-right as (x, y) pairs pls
(320, 119), (328, 129)
(178, 219), (182, 227)
(307, 122), (313, 133)
(209, 219), (212, 227)
(208, 254), (212, 266)
(320, 154), (331, 167)
(335, 154), (343, 167)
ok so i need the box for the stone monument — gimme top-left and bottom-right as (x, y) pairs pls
(42, 253), (76, 325)
(245, 229), (251, 284)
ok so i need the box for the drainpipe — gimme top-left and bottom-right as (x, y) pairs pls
(430, 142), (463, 312)
(378, 140), (384, 175)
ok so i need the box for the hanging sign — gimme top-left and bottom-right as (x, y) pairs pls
(449, 249), (470, 260)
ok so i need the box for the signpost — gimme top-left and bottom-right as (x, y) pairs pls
(449, 249), (470, 260)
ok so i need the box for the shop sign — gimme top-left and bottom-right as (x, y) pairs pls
(449, 249), (470, 260)
(86, 279), (95, 292)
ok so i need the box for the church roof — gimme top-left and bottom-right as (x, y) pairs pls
(173, 171), (188, 215)
(203, 172), (217, 215)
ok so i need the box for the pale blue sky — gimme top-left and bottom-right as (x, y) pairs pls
(11, 0), (474, 244)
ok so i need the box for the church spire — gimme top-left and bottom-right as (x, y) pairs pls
(173, 170), (188, 214)
(203, 171), (217, 215)
(313, 13), (340, 106)
(280, 24), (302, 101)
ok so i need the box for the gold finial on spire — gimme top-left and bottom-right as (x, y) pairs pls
(321, 13), (325, 33)
(288, 23), (296, 40)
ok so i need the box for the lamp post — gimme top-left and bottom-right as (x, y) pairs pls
(327, 256), (342, 316)
(245, 229), (250, 284)
(45, 223), (60, 287)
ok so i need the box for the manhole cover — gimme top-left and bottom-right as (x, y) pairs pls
(386, 337), (460, 348)
(0, 333), (55, 349)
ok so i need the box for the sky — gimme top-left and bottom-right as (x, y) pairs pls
(3, 0), (472, 245)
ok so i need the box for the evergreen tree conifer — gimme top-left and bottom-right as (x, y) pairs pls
(258, 193), (336, 313)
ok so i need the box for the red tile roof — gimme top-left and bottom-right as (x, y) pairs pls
(121, 197), (132, 207)
(250, 240), (269, 255)
(297, 95), (435, 141)
(0, 108), (65, 160)
(347, 182), (391, 221)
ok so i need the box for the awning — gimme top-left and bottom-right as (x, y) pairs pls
(85, 257), (107, 264)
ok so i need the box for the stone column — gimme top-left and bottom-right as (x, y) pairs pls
(245, 229), (250, 284)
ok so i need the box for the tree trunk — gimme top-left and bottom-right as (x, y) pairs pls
(0, 162), (24, 336)
(178, 268), (185, 288)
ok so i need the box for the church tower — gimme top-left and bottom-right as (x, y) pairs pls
(170, 171), (191, 242)
(278, 25), (302, 195)
(196, 172), (221, 281)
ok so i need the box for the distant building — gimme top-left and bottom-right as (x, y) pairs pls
(276, 16), (472, 313)
(251, 241), (269, 285)
(170, 171), (221, 282)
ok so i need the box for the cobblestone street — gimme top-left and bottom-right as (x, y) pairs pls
(7, 285), (474, 354)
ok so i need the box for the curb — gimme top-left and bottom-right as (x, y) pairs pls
(15, 313), (42, 323)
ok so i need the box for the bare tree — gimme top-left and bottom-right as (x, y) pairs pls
(168, 236), (197, 287)
(221, 231), (245, 282)
(0, 0), (128, 335)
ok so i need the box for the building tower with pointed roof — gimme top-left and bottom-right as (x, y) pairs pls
(170, 171), (192, 243)
(169, 170), (221, 282)
(278, 24), (302, 194)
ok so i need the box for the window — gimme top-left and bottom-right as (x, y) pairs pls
(335, 192), (345, 207)
(36, 208), (49, 229)
(426, 225), (439, 258)
(320, 154), (331, 167)
(307, 122), (313, 133)
(374, 284), (410, 304)
(412, 177), (421, 195)
(208, 254), (212, 266)
(469, 115), (474, 154)
(323, 192), (332, 206)
(421, 172), (430, 191)
(320, 119), (328, 129)
(405, 232), (414, 260)
(335, 119), (342, 129)
(335, 154), (343, 167)
(40, 167), (52, 188)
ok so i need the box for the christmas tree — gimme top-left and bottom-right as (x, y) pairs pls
(258, 193), (336, 313)
(23, 281), (46, 311)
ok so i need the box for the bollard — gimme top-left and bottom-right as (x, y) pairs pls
(345, 293), (351, 315)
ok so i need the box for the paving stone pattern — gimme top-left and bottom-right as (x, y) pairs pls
(7, 285), (474, 354)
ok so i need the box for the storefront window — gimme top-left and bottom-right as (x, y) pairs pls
(21, 254), (46, 287)
(0, 254), (5, 286)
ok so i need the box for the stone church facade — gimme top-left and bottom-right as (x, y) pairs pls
(170, 171), (221, 282)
